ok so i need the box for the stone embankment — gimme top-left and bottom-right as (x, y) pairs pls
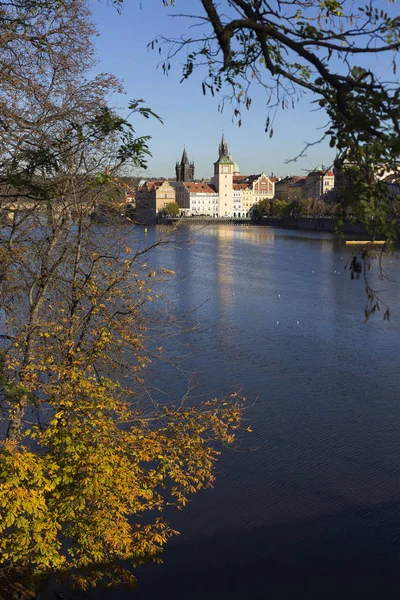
(161, 215), (371, 234)
(261, 216), (369, 234)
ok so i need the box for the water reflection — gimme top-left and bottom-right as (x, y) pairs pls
(93, 224), (400, 600)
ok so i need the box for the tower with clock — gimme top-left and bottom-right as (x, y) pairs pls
(213, 134), (238, 217)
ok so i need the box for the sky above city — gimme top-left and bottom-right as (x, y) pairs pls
(90, 0), (398, 180)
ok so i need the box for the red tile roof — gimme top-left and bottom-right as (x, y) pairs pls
(138, 180), (166, 192)
(234, 173), (277, 185)
(276, 176), (304, 184)
(307, 170), (334, 177)
(184, 182), (217, 194)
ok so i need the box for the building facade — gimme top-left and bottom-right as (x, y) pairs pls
(252, 173), (275, 203)
(231, 172), (276, 216)
(136, 180), (176, 223)
(186, 182), (219, 216)
(305, 170), (335, 201)
(242, 185), (255, 217)
(232, 186), (243, 216)
(275, 176), (306, 202)
(171, 181), (219, 216)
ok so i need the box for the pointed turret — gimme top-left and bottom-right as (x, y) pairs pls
(219, 133), (229, 158)
(181, 146), (189, 165)
(175, 145), (195, 182)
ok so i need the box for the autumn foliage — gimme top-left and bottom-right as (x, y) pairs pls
(0, 1), (244, 597)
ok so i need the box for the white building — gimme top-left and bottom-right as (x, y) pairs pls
(232, 187), (243, 217)
(172, 181), (219, 216)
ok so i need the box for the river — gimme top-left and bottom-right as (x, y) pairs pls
(94, 224), (400, 599)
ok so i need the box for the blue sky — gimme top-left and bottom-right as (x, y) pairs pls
(90, 0), (398, 179)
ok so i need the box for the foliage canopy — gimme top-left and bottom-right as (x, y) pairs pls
(164, 201), (180, 216)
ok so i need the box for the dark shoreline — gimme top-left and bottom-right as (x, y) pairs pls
(158, 215), (385, 237)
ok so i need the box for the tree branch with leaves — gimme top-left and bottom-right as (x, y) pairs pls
(152, 0), (400, 240)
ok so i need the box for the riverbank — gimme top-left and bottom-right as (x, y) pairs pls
(261, 215), (369, 234)
(161, 215), (373, 235)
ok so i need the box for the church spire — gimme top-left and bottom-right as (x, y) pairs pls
(181, 145), (189, 165)
(176, 145), (195, 182)
(219, 133), (229, 158)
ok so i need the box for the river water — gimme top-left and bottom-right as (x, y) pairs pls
(95, 225), (400, 599)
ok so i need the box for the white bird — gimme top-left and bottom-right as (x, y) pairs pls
(296, 321), (300, 325)
(276, 321), (280, 325)
(278, 294), (280, 298)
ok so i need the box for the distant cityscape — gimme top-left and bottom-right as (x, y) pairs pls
(134, 135), (398, 223)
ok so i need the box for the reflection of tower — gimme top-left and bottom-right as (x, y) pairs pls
(176, 146), (195, 182)
(215, 226), (235, 313)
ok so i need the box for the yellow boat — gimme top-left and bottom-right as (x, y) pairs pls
(345, 240), (385, 245)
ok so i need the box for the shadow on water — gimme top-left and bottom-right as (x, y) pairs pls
(83, 499), (400, 600)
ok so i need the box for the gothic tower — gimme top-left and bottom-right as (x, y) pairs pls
(176, 146), (195, 182)
(218, 133), (229, 158)
(214, 133), (235, 216)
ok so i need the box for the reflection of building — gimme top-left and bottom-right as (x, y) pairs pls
(136, 180), (176, 223)
(176, 147), (195, 182)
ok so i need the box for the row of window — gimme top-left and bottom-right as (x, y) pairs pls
(192, 200), (218, 204)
